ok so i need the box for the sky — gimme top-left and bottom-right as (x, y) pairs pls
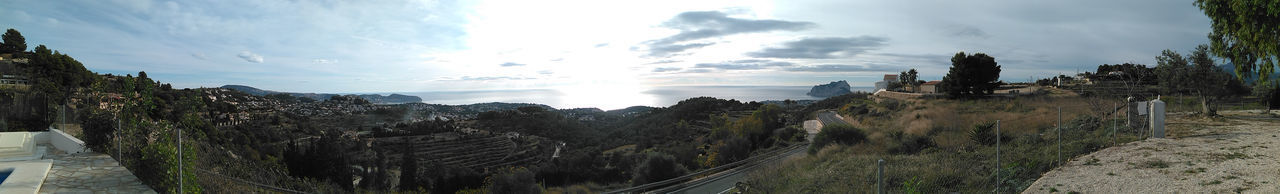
(1, 0), (1213, 94)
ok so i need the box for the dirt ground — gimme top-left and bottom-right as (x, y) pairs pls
(1023, 110), (1280, 193)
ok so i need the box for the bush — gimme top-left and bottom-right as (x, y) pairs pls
(968, 122), (997, 146)
(487, 167), (540, 194)
(709, 137), (751, 166)
(80, 109), (116, 152)
(631, 152), (690, 186)
(809, 125), (867, 154)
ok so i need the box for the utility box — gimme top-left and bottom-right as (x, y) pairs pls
(1128, 102), (1148, 130)
(1149, 99), (1166, 138)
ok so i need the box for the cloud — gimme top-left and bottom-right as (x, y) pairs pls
(950, 25), (990, 38)
(681, 68), (715, 73)
(499, 62), (526, 67)
(313, 59), (338, 64)
(190, 53), (207, 60)
(645, 42), (715, 57)
(645, 59), (683, 65)
(784, 64), (895, 72)
(643, 11), (816, 57)
(537, 70), (554, 75)
(693, 59), (794, 70)
(437, 76), (536, 82)
(237, 51), (264, 63)
(748, 36), (889, 59)
(652, 67), (682, 72)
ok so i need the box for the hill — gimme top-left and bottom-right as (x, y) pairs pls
(220, 85), (422, 104)
(807, 81), (852, 97)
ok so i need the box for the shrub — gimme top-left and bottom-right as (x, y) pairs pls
(809, 125), (867, 154)
(968, 122), (997, 146)
(632, 152), (690, 186)
(79, 109), (116, 152)
(711, 137), (752, 166)
(889, 135), (935, 154)
(967, 122), (1011, 146)
(487, 167), (540, 194)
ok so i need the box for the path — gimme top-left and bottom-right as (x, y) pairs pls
(1023, 111), (1280, 193)
(39, 152), (155, 193)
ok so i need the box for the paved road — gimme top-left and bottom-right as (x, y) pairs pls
(817, 111), (850, 126)
(666, 145), (807, 194)
(626, 112), (844, 194)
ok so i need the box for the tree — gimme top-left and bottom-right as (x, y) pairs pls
(1253, 82), (1278, 114)
(398, 143), (421, 191)
(1155, 45), (1250, 116)
(1, 29), (25, 53)
(900, 69), (920, 92)
(1195, 0), (1280, 84)
(939, 52), (1001, 97)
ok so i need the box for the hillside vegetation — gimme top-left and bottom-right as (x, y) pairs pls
(747, 96), (1147, 193)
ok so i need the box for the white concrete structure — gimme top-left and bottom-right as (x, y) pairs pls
(0, 128), (93, 194)
(874, 74), (899, 91)
(1149, 98), (1166, 138)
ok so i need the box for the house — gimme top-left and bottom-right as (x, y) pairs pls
(920, 81), (942, 93)
(874, 74), (900, 91)
(0, 61), (30, 86)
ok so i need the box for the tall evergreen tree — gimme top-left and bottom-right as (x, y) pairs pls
(940, 52), (1001, 97)
(1, 29), (24, 53)
(398, 142), (420, 191)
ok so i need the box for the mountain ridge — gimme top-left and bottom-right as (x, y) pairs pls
(220, 85), (422, 104)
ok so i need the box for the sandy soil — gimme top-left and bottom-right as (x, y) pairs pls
(1023, 110), (1280, 193)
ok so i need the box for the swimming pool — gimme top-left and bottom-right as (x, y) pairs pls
(0, 168), (12, 185)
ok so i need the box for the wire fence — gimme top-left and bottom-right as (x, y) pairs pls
(742, 97), (1165, 193)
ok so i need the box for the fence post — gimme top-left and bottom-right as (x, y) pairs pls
(178, 127), (183, 193)
(877, 159), (885, 194)
(995, 120), (1001, 192)
(1113, 102), (1117, 146)
(116, 116), (120, 158)
(1057, 107), (1062, 166)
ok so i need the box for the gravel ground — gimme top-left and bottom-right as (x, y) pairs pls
(1023, 110), (1280, 193)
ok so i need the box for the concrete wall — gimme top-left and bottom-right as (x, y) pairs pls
(47, 128), (89, 154)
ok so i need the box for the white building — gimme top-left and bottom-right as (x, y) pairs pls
(874, 74), (899, 91)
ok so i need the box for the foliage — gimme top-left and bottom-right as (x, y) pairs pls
(1155, 45), (1251, 115)
(902, 176), (922, 194)
(631, 152), (690, 186)
(486, 167), (541, 194)
(940, 52), (1002, 97)
(968, 122), (998, 146)
(398, 143), (421, 191)
(79, 108), (117, 151)
(708, 136), (751, 166)
(809, 124), (867, 154)
(1, 28), (24, 53)
(1195, 0), (1280, 84)
(900, 69), (920, 92)
(1092, 63), (1157, 84)
(1255, 83), (1280, 109)
(283, 134), (353, 191)
(138, 122), (202, 194)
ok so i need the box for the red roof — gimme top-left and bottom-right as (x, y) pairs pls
(922, 81), (942, 85)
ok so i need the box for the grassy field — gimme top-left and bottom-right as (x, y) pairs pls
(745, 96), (1150, 193)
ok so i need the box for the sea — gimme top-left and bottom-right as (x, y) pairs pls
(401, 86), (875, 110)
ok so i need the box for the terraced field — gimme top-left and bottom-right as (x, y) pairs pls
(371, 131), (548, 172)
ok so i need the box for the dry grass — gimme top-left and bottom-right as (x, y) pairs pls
(857, 97), (1118, 151)
(747, 96), (1140, 193)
